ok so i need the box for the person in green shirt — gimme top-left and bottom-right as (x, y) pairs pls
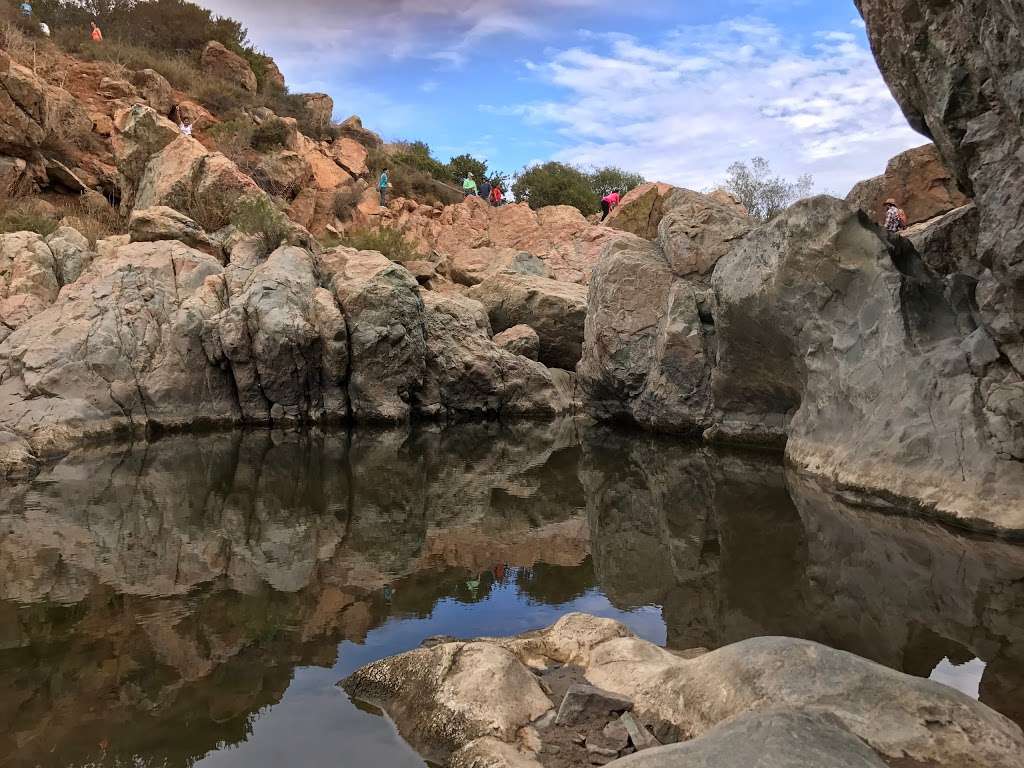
(378, 168), (390, 208)
(462, 173), (478, 198)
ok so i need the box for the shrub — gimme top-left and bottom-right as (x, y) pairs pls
(513, 162), (600, 215)
(0, 197), (59, 237)
(250, 117), (291, 151)
(231, 194), (290, 257)
(446, 153), (488, 187)
(589, 167), (645, 197)
(339, 227), (419, 264)
(724, 157), (814, 221)
(332, 186), (362, 221)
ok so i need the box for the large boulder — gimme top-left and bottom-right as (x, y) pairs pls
(0, 52), (92, 159)
(846, 144), (970, 228)
(134, 136), (263, 230)
(328, 137), (368, 178)
(493, 324), (540, 361)
(201, 41), (257, 92)
(0, 241), (238, 456)
(656, 188), (753, 277)
(468, 273), (588, 370)
(44, 226), (94, 285)
(208, 246), (348, 423)
(605, 182), (674, 240)
(318, 247), (426, 422)
(130, 69), (174, 116)
(255, 149), (314, 200)
(343, 614), (1024, 768)
(394, 197), (634, 285)
(0, 232), (60, 331)
(855, 0), (1024, 379)
(338, 115), (383, 149)
(712, 196), (1023, 530)
(128, 206), (220, 257)
(262, 58), (286, 93)
(416, 292), (574, 418)
(111, 104), (181, 209)
(449, 247), (550, 287)
(0, 155), (28, 196)
(301, 93), (334, 134)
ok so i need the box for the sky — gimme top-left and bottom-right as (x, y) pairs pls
(200, 0), (928, 195)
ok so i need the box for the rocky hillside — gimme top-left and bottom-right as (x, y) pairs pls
(1, 0), (1022, 536)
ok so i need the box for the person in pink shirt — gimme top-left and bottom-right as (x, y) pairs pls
(601, 189), (621, 221)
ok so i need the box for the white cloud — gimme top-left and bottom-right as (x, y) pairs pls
(507, 17), (924, 194)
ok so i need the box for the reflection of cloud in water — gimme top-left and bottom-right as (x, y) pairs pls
(930, 657), (986, 700)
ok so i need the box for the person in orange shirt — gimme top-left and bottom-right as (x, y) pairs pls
(90, 21), (103, 42)
(489, 186), (504, 206)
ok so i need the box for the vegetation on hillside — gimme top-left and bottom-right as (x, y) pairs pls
(724, 157), (814, 221)
(511, 162), (646, 215)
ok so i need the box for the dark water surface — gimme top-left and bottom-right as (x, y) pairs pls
(1, 420), (1022, 767)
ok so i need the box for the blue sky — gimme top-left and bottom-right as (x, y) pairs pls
(202, 0), (926, 194)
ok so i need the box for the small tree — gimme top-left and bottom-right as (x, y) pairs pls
(724, 157), (814, 222)
(512, 162), (599, 214)
(447, 153), (488, 186)
(589, 166), (645, 197)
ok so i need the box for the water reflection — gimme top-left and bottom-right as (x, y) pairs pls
(1, 420), (1022, 767)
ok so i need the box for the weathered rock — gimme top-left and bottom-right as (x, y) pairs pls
(134, 136), (263, 230)
(255, 149), (313, 199)
(130, 68), (174, 116)
(0, 241), (238, 456)
(201, 41), (257, 92)
(619, 712), (658, 751)
(0, 428), (36, 479)
(0, 52), (92, 159)
(0, 231), (59, 331)
(468, 273), (587, 370)
(209, 246), (347, 423)
(44, 158), (88, 193)
(554, 683), (632, 726)
(296, 134), (352, 191)
(712, 196), (1023, 530)
(605, 182), (674, 240)
(494, 325), (540, 361)
(111, 104), (181, 208)
(339, 114), (383, 149)
(97, 77), (136, 100)
(904, 204), (981, 278)
(579, 236), (713, 433)
(301, 93), (334, 134)
(128, 206), (220, 257)
(318, 247), (426, 422)
(609, 710), (888, 768)
(847, 143), (970, 228)
(417, 292), (574, 419)
(341, 641), (553, 764)
(449, 247), (550, 287)
(0, 155), (28, 195)
(262, 58), (286, 93)
(329, 137), (367, 177)
(393, 197), (634, 285)
(451, 738), (544, 768)
(656, 188), (753, 277)
(44, 226), (94, 285)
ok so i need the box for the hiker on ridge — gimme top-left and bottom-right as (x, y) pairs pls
(601, 189), (621, 221)
(90, 21), (103, 42)
(489, 185), (504, 206)
(479, 178), (492, 204)
(378, 167), (390, 208)
(463, 173), (478, 198)
(884, 198), (908, 233)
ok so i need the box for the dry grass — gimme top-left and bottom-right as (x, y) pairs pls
(0, 196), (59, 237)
(339, 227), (420, 263)
(55, 195), (128, 246)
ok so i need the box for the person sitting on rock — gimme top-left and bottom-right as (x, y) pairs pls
(884, 198), (908, 233)
(601, 189), (621, 221)
(463, 173), (478, 198)
(489, 185), (504, 206)
(90, 21), (103, 42)
(178, 119), (193, 137)
(378, 168), (390, 208)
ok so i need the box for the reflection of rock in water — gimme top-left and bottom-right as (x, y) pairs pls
(581, 425), (1024, 727)
(0, 419), (591, 768)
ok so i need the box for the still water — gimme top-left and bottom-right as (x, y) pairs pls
(1, 419), (1022, 767)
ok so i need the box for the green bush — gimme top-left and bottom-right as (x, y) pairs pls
(250, 117), (291, 151)
(339, 227), (419, 264)
(589, 167), (645, 197)
(512, 162), (600, 215)
(231, 194), (290, 257)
